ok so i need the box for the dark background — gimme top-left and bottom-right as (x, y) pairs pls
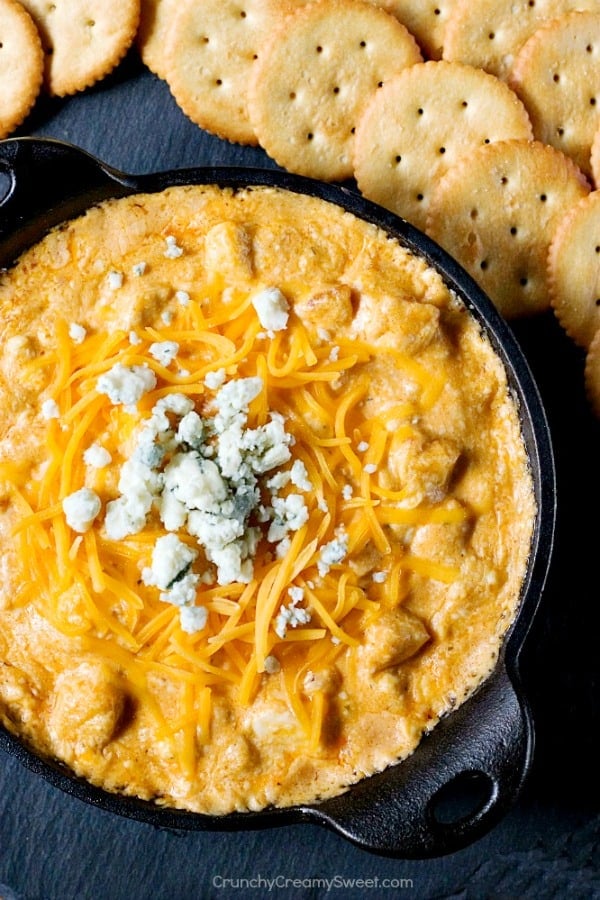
(0, 49), (598, 900)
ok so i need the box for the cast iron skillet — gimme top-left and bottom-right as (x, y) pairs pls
(0, 137), (556, 859)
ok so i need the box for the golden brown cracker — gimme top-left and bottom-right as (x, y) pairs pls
(584, 325), (600, 415)
(443, 0), (600, 81)
(137, 0), (175, 80)
(426, 139), (590, 319)
(0, 0), (44, 138)
(164, 0), (304, 146)
(548, 191), (600, 347)
(248, 0), (422, 181)
(385, 0), (457, 59)
(353, 60), (533, 231)
(19, 0), (140, 97)
(509, 11), (600, 179)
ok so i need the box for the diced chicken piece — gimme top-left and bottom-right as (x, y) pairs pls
(204, 222), (253, 281)
(351, 293), (440, 353)
(295, 284), (353, 329)
(1, 335), (45, 391)
(410, 520), (467, 561)
(357, 608), (430, 674)
(48, 661), (126, 757)
(0, 663), (38, 726)
(303, 666), (341, 696)
(387, 434), (460, 500)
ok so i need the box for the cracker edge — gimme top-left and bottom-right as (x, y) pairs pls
(548, 191), (600, 348)
(0, 0), (44, 137)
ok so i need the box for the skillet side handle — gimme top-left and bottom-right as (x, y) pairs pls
(308, 667), (533, 859)
(0, 137), (136, 264)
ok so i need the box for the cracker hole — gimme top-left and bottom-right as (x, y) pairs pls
(239, 9), (247, 17)
(480, 260), (489, 270)
(461, 100), (468, 108)
(539, 193), (547, 202)
(439, 147), (446, 154)
(519, 277), (529, 287)
(500, 176), (508, 184)
(333, 86), (340, 94)
(587, 44), (594, 53)
(434, 8), (441, 15)
(557, 127), (565, 137)
(470, 209), (478, 219)
(215, 78), (223, 86)
(394, 155), (402, 164)
(595, 245), (600, 253)
(86, 19), (95, 27)
(289, 91), (296, 100)
(316, 45), (323, 53)
(417, 107), (424, 116)
(484, 138), (490, 144)
(377, 81), (383, 88)
(350, 126), (356, 135)
(510, 226), (518, 235)
(591, 97), (597, 106)
(360, 40), (367, 48)
(416, 193), (424, 201)
(528, 0), (535, 6)
(488, 32), (495, 40)
(553, 73), (560, 83)
(307, 132), (314, 141)
(596, 298), (600, 306)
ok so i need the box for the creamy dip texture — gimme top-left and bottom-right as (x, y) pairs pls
(0, 185), (535, 813)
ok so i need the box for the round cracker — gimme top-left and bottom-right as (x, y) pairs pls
(137, 0), (176, 80)
(509, 12), (600, 180)
(248, 0), (422, 180)
(548, 191), (600, 347)
(164, 0), (304, 146)
(18, 0), (140, 97)
(353, 60), (533, 231)
(384, 0), (457, 60)
(443, 0), (600, 81)
(584, 326), (600, 416)
(590, 120), (600, 186)
(426, 139), (590, 319)
(0, 0), (44, 138)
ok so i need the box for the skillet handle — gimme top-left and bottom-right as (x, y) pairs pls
(0, 137), (136, 264)
(309, 667), (533, 858)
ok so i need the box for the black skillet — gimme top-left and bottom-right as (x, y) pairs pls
(0, 137), (556, 859)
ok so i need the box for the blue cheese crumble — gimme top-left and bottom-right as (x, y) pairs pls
(317, 528), (349, 577)
(251, 287), (289, 332)
(274, 586), (311, 639)
(96, 363), (157, 406)
(62, 487), (102, 533)
(149, 341), (179, 367)
(101, 376), (312, 609)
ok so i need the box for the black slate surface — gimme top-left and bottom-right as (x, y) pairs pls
(1, 50), (599, 900)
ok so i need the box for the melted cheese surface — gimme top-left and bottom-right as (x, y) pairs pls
(0, 186), (535, 813)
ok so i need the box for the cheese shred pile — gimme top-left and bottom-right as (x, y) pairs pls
(6, 280), (466, 775)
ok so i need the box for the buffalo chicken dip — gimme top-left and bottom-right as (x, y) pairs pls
(0, 185), (535, 813)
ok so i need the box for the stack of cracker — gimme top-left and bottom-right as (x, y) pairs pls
(142, 0), (600, 413)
